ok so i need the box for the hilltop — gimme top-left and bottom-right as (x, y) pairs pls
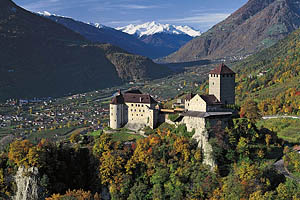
(164, 0), (300, 62)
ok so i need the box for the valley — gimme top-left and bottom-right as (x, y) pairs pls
(0, 0), (299, 199)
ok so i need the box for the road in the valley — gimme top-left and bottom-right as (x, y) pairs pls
(262, 115), (300, 119)
(273, 159), (300, 183)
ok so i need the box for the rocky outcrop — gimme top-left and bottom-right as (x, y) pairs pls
(182, 117), (216, 168)
(14, 167), (44, 200)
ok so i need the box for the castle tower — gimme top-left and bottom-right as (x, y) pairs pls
(110, 93), (125, 129)
(209, 63), (235, 105)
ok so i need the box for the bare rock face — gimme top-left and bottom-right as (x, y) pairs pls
(14, 167), (44, 200)
(183, 117), (216, 168)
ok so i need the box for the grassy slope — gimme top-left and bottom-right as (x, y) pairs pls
(257, 118), (300, 143)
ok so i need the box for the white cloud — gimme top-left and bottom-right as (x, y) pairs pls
(159, 13), (231, 24)
(21, 0), (62, 11)
(105, 19), (143, 25)
(118, 4), (160, 9)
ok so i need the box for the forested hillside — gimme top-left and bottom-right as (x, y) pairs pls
(1, 120), (299, 199)
(234, 28), (300, 115)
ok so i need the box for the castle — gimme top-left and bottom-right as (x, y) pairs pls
(110, 63), (236, 167)
(110, 90), (159, 130)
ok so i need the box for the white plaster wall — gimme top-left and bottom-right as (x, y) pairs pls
(126, 103), (150, 126)
(189, 95), (207, 112)
(185, 100), (190, 111)
(110, 104), (118, 129)
(209, 74), (221, 102)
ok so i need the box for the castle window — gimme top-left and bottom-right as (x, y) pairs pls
(134, 109), (136, 112)
(141, 114), (143, 117)
(139, 110), (141, 112)
(131, 104), (133, 106)
(143, 110), (145, 112)
(142, 105), (144, 107)
(136, 114), (138, 116)
(138, 105), (140, 107)
(212, 82), (214, 85)
(131, 109), (133, 112)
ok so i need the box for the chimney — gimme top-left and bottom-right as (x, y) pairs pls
(140, 97), (142, 102)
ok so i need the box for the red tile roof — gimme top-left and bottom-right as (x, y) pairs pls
(123, 93), (157, 104)
(124, 89), (143, 94)
(185, 93), (196, 101)
(111, 95), (124, 105)
(111, 92), (157, 105)
(209, 63), (235, 75)
(293, 145), (300, 151)
(200, 95), (223, 105)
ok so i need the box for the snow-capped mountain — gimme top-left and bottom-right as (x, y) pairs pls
(36, 12), (196, 58)
(116, 21), (201, 37)
(87, 22), (105, 29)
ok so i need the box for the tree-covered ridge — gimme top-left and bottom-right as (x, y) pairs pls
(1, 117), (299, 200)
(234, 27), (300, 115)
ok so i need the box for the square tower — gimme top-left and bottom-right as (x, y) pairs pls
(209, 63), (235, 105)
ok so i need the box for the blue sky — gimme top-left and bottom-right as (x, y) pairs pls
(14, 0), (248, 31)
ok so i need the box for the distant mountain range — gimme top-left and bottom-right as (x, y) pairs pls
(117, 22), (201, 57)
(38, 12), (199, 58)
(0, 0), (171, 100)
(164, 0), (300, 62)
(37, 12), (163, 59)
(116, 21), (201, 37)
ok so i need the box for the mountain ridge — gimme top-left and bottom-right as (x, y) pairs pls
(39, 14), (199, 58)
(0, 0), (171, 100)
(164, 0), (300, 62)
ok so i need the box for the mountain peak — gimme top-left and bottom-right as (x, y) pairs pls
(116, 22), (201, 37)
(164, 0), (300, 62)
